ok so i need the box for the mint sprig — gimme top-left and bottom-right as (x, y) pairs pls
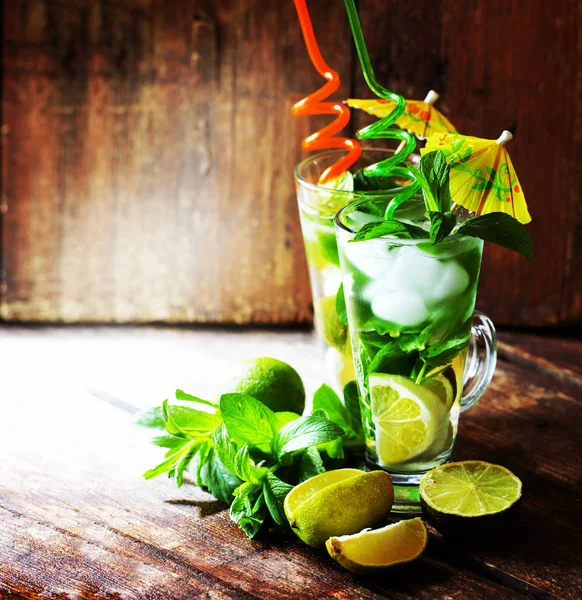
(455, 212), (533, 261)
(419, 150), (453, 213)
(349, 149), (532, 261)
(138, 384), (364, 539)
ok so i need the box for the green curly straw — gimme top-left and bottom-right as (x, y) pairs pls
(344, 0), (432, 218)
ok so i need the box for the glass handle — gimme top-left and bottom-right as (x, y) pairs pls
(460, 311), (497, 412)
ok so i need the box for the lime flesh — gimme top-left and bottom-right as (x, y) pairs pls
(420, 461), (522, 536)
(326, 517), (427, 573)
(370, 374), (447, 466)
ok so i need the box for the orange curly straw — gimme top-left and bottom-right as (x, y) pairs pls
(291, 0), (361, 184)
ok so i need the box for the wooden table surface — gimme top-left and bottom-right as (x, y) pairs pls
(1, 325), (580, 600)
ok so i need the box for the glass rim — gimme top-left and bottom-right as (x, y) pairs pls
(293, 147), (417, 196)
(334, 195), (472, 245)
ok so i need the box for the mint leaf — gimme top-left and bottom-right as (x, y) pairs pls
(162, 400), (220, 438)
(175, 389), (219, 408)
(421, 338), (468, 368)
(143, 439), (198, 480)
(336, 283), (348, 327)
(352, 220), (407, 242)
(151, 435), (185, 449)
(419, 150), (452, 213)
(212, 423), (238, 473)
(230, 482), (266, 538)
(311, 408), (329, 420)
(233, 445), (268, 484)
(174, 443), (199, 487)
(323, 437), (345, 460)
(399, 221), (430, 239)
(271, 415), (344, 463)
(189, 440), (212, 487)
(367, 340), (417, 378)
(429, 211), (457, 244)
(353, 220), (409, 241)
(343, 382), (363, 437)
(351, 219), (428, 242)
(220, 393), (278, 453)
(273, 412), (300, 430)
(263, 474), (293, 527)
(455, 212), (533, 261)
(200, 448), (241, 504)
(298, 446), (325, 482)
(135, 406), (165, 430)
(312, 384), (350, 431)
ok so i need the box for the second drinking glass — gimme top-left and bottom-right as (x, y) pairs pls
(295, 148), (421, 393)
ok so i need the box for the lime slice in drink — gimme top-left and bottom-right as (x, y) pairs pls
(422, 372), (455, 409)
(326, 517), (428, 573)
(416, 420), (454, 462)
(369, 374), (447, 466)
(420, 461), (522, 536)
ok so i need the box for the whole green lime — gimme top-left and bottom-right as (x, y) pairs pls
(216, 357), (305, 414)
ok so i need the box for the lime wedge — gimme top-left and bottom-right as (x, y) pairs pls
(326, 517), (427, 573)
(370, 374), (447, 466)
(420, 461), (522, 536)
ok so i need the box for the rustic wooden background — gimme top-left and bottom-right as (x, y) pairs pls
(2, 0), (581, 325)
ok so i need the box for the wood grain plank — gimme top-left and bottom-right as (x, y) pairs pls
(3, 1), (581, 326)
(352, 0), (582, 326)
(498, 329), (582, 388)
(0, 0), (353, 324)
(450, 356), (582, 599)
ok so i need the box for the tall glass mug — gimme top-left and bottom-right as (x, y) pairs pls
(295, 149), (418, 393)
(334, 195), (497, 512)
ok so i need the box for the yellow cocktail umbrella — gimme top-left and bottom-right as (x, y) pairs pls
(421, 130), (531, 224)
(347, 90), (457, 139)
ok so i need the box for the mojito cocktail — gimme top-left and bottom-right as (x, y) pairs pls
(335, 195), (496, 510)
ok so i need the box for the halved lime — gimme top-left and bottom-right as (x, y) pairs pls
(420, 461), (522, 536)
(285, 469), (394, 548)
(369, 374), (447, 466)
(326, 517), (427, 573)
(284, 468), (363, 516)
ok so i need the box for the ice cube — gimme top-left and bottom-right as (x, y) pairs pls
(344, 241), (401, 279)
(426, 261), (470, 304)
(362, 279), (396, 302)
(389, 247), (446, 294)
(370, 290), (430, 328)
(345, 210), (382, 231)
(342, 275), (355, 298)
(320, 266), (343, 297)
